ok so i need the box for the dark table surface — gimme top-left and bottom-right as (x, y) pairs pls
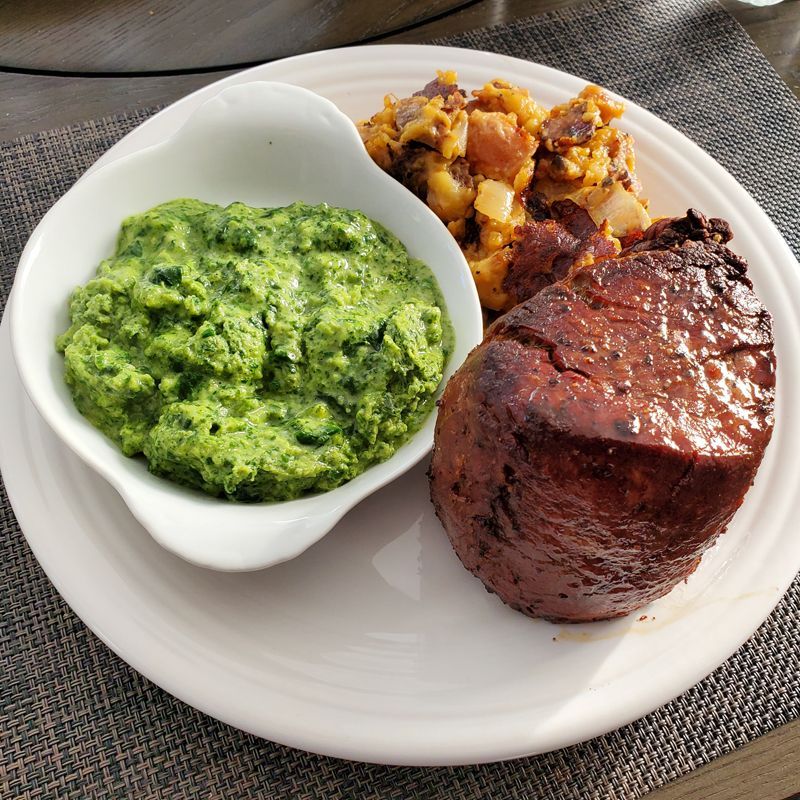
(1, 1), (799, 798)
(0, 0), (798, 140)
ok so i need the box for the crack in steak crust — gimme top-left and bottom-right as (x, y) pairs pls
(429, 235), (775, 623)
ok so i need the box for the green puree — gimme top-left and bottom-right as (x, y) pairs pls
(56, 199), (453, 502)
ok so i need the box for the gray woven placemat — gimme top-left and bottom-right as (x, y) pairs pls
(2, 1), (799, 798)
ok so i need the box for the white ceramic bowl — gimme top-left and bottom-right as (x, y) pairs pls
(9, 80), (483, 570)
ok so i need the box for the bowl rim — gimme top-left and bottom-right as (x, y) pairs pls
(8, 79), (483, 571)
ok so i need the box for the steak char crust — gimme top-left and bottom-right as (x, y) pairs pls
(503, 199), (618, 307)
(623, 208), (733, 253)
(429, 214), (775, 622)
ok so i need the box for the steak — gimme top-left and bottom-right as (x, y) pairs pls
(429, 213), (775, 622)
(622, 207), (733, 253)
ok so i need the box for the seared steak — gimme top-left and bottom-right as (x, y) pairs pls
(623, 208), (733, 254)
(429, 213), (775, 622)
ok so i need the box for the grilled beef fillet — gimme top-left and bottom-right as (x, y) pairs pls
(429, 213), (775, 622)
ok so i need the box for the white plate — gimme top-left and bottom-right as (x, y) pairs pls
(2, 45), (800, 766)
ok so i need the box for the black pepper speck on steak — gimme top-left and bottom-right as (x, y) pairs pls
(429, 212), (776, 622)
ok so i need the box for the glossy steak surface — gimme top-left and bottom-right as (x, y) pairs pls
(430, 213), (776, 622)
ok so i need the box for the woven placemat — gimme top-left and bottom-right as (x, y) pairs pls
(2, 1), (799, 797)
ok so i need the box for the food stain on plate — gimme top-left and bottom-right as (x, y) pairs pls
(551, 587), (779, 643)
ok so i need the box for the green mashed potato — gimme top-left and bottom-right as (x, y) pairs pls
(57, 199), (453, 501)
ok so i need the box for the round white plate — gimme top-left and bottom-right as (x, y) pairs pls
(2, 45), (799, 766)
